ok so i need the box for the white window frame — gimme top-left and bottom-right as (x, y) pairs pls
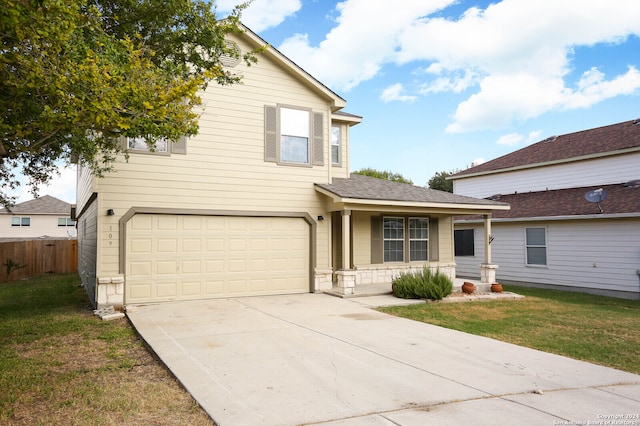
(58, 217), (76, 227)
(525, 227), (547, 267)
(127, 137), (169, 154)
(383, 217), (405, 262)
(11, 216), (30, 227)
(280, 107), (310, 164)
(331, 125), (341, 165)
(409, 217), (429, 261)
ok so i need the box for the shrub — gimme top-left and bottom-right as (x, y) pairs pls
(392, 267), (453, 300)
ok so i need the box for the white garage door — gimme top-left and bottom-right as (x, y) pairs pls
(125, 214), (310, 304)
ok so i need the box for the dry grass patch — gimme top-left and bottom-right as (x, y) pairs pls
(0, 274), (215, 425)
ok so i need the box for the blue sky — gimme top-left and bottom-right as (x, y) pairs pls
(9, 0), (640, 202)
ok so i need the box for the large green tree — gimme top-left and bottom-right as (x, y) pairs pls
(353, 168), (413, 185)
(1, 0), (257, 207)
(427, 170), (456, 193)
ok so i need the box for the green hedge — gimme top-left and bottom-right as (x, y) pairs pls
(391, 267), (453, 300)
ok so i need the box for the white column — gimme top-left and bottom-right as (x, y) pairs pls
(342, 210), (351, 270)
(484, 213), (492, 265)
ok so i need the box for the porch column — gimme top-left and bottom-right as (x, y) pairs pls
(335, 210), (356, 295)
(341, 209), (352, 269)
(481, 213), (498, 283)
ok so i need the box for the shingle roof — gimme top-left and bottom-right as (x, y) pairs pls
(458, 182), (640, 220)
(315, 174), (508, 207)
(453, 119), (640, 177)
(0, 195), (71, 215)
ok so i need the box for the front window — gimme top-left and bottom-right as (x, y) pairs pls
(409, 218), (429, 261)
(525, 227), (547, 266)
(11, 216), (30, 227)
(58, 218), (76, 227)
(280, 107), (310, 164)
(331, 126), (340, 165)
(383, 217), (404, 262)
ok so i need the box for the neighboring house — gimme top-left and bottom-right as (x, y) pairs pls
(451, 119), (640, 300)
(0, 195), (76, 239)
(75, 25), (507, 308)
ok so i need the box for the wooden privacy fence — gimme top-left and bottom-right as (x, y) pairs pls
(0, 239), (77, 283)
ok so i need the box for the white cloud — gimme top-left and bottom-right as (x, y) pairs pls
(217, 0), (301, 32)
(380, 83), (417, 103)
(278, 0), (452, 91)
(497, 129), (543, 147)
(496, 133), (523, 146)
(275, 0), (640, 131)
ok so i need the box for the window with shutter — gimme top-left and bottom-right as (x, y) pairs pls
(263, 105), (324, 166)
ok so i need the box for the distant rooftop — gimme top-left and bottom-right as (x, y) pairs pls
(0, 195), (72, 215)
(452, 118), (640, 178)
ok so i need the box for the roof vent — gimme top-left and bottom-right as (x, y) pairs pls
(633, 118), (640, 126)
(486, 194), (501, 201)
(623, 179), (640, 188)
(543, 135), (558, 143)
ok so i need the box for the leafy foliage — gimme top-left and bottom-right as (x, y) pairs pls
(392, 267), (453, 300)
(427, 170), (456, 192)
(1, 0), (257, 208)
(353, 167), (413, 184)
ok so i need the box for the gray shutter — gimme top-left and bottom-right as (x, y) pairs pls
(371, 216), (383, 264)
(312, 112), (324, 166)
(429, 218), (439, 261)
(264, 105), (277, 162)
(172, 136), (187, 154)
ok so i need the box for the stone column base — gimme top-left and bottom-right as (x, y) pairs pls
(96, 276), (125, 308)
(480, 263), (498, 283)
(335, 270), (357, 295)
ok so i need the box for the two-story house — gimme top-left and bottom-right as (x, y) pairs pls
(0, 195), (76, 239)
(76, 25), (507, 308)
(451, 119), (640, 300)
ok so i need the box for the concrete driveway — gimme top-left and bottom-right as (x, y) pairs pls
(127, 294), (640, 426)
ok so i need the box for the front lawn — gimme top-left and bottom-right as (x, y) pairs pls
(0, 273), (214, 425)
(378, 286), (640, 375)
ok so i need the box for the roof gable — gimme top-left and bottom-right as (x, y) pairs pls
(238, 24), (347, 111)
(453, 119), (640, 178)
(460, 182), (640, 220)
(0, 195), (71, 215)
(316, 174), (508, 207)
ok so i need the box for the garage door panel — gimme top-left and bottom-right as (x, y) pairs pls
(126, 215), (310, 304)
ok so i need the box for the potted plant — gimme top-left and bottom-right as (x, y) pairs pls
(462, 281), (475, 294)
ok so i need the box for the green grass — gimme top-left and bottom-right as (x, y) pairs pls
(0, 273), (214, 425)
(379, 285), (640, 374)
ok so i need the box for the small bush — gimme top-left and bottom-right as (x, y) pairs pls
(392, 267), (453, 300)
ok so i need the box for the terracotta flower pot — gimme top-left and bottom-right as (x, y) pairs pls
(462, 281), (475, 294)
(491, 283), (503, 293)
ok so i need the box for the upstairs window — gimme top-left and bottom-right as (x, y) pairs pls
(280, 108), (310, 163)
(264, 105), (324, 166)
(331, 126), (341, 165)
(525, 227), (547, 266)
(126, 137), (186, 155)
(58, 218), (76, 227)
(11, 217), (30, 227)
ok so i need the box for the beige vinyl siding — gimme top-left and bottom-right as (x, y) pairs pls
(92, 34), (334, 280)
(436, 216), (454, 263)
(76, 162), (95, 213)
(352, 211), (374, 266)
